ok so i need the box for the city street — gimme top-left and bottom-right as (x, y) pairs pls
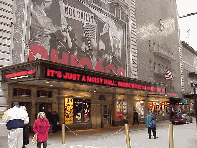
(25, 119), (196, 148)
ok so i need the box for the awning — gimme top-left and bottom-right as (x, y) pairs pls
(179, 99), (189, 104)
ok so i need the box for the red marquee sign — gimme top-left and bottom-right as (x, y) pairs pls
(5, 69), (36, 79)
(46, 69), (165, 92)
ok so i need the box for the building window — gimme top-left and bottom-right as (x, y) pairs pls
(149, 60), (152, 71)
(13, 88), (31, 97)
(64, 98), (91, 124)
(99, 95), (106, 101)
(154, 62), (156, 72)
(158, 64), (160, 73)
(153, 42), (155, 51)
(37, 90), (52, 98)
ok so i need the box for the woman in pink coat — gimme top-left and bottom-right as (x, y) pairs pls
(33, 112), (50, 148)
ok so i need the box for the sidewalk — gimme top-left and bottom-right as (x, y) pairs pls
(26, 120), (169, 148)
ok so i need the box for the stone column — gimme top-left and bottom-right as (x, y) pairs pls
(144, 96), (149, 123)
(91, 92), (101, 129)
(31, 87), (37, 127)
(58, 97), (64, 125)
(128, 98), (135, 125)
(52, 89), (58, 113)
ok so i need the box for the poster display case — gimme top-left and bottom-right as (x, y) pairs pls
(64, 98), (91, 124)
(136, 101), (144, 118)
(116, 100), (127, 120)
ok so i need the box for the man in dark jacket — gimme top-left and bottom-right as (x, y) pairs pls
(52, 111), (59, 133)
(132, 110), (139, 125)
(46, 109), (53, 133)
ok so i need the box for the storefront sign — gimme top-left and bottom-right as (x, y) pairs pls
(165, 93), (177, 97)
(5, 69), (36, 82)
(46, 68), (165, 92)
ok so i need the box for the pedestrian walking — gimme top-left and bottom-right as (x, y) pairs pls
(52, 111), (59, 133)
(132, 110), (139, 125)
(45, 109), (53, 133)
(33, 112), (50, 148)
(2, 102), (29, 148)
(145, 109), (157, 139)
(20, 106), (29, 148)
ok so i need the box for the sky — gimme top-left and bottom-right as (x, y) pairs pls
(176, 0), (197, 51)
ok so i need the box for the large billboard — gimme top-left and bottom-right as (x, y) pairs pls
(29, 0), (126, 76)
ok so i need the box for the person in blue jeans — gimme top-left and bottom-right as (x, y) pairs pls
(145, 109), (157, 139)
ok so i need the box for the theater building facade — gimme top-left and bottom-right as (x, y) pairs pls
(1, 59), (179, 131)
(0, 0), (184, 131)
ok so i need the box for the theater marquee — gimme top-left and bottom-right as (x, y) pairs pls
(46, 68), (165, 92)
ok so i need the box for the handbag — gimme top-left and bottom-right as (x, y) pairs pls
(31, 133), (37, 145)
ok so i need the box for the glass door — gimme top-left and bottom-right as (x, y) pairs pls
(103, 105), (111, 127)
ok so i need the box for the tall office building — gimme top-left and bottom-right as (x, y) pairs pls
(0, 0), (14, 121)
(0, 0), (13, 67)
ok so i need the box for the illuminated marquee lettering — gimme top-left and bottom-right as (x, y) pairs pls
(46, 68), (165, 92)
(166, 93), (177, 97)
(6, 69), (36, 78)
(63, 72), (80, 81)
(87, 76), (103, 84)
(118, 81), (131, 88)
(47, 69), (56, 77)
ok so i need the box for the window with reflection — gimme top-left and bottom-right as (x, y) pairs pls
(37, 90), (52, 98)
(83, 99), (91, 122)
(13, 88), (31, 97)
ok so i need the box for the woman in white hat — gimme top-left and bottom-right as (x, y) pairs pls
(33, 112), (50, 148)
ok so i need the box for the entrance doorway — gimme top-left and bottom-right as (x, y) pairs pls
(35, 103), (52, 118)
(101, 105), (112, 128)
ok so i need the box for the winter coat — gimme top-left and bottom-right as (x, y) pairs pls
(46, 111), (53, 124)
(145, 113), (156, 128)
(133, 111), (138, 119)
(52, 114), (59, 124)
(2, 106), (29, 130)
(23, 124), (29, 145)
(33, 118), (50, 142)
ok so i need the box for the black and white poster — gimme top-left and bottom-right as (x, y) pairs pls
(29, 0), (126, 76)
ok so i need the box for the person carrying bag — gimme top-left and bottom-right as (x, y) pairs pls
(33, 112), (50, 148)
(31, 133), (37, 145)
(145, 110), (157, 139)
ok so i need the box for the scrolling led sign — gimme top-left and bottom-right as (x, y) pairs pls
(46, 69), (165, 92)
(5, 69), (36, 81)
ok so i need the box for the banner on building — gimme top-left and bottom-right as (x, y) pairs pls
(29, 0), (127, 76)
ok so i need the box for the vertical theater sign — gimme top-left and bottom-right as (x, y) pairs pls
(29, 0), (127, 76)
